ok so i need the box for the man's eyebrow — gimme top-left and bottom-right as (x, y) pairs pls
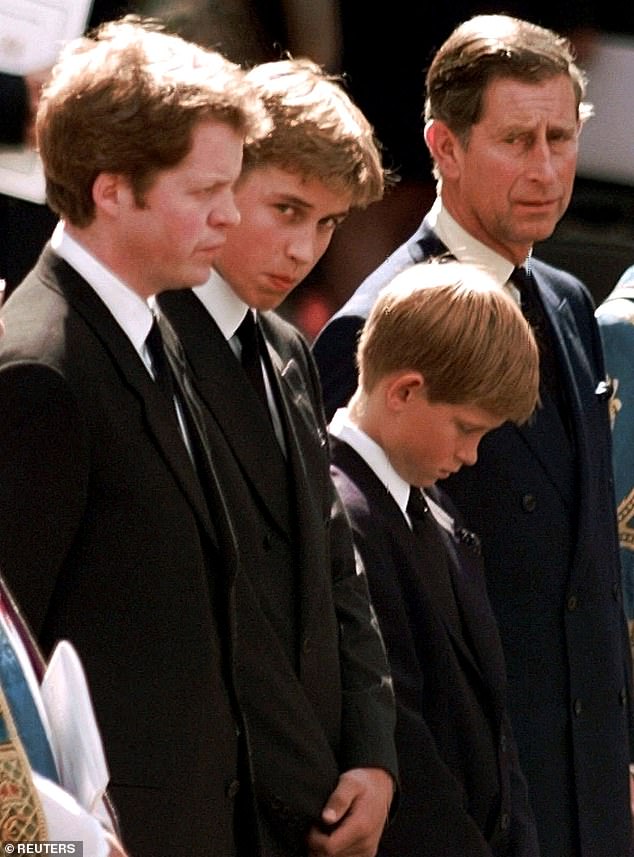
(273, 193), (350, 220)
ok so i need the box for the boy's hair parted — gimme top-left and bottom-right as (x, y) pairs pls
(356, 259), (539, 425)
(241, 57), (386, 209)
(37, 15), (270, 227)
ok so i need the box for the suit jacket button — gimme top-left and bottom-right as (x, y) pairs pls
(567, 594), (578, 611)
(500, 812), (510, 830)
(226, 779), (240, 800)
(302, 636), (311, 654)
(619, 687), (627, 706)
(613, 582), (622, 601)
(573, 698), (583, 716)
(521, 493), (537, 512)
(499, 732), (507, 753)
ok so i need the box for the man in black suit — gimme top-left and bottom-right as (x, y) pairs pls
(329, 259), (541, 856)
(313, 15), (634, 857)
(158, 58), (398, 856)
(0, 18), (269, 857)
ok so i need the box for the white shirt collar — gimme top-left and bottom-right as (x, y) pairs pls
(427, 197), (517, 288)
(51, 221), (153, 361)
(193, 267), (249, 341)
(330, 406), (456, 534)
(329, 407), (411, 518)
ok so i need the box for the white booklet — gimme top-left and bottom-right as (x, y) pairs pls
(40, 639), (112, 830)
(0, 0), (94, 202)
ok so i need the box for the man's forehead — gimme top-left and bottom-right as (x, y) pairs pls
(481, 76), (578, 124)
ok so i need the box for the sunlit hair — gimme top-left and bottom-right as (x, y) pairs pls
(242, 58), (386, 209)
(356, 259), (539, 425)
(424, 14), (592, 149)
(37, 15), (269, 226)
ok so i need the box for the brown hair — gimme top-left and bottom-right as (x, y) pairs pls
(425, 14), (592, 145)
(37, 16), (269, 226)
(242, 58), (386, 209)
(357, 259), (539, 424)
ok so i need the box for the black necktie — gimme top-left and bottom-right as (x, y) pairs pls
(146, 316), (177, 405)
(407, 488), (462, 632)
(146, 314), (206, 468)
(236, 311), (269, 409)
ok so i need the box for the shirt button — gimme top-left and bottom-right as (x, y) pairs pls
(521, 493), (536, 512)
(573, 698), (583, 717)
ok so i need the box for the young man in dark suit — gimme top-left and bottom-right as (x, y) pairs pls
(0, 18), (269, 857)
(158, 58), (398, 856)
(329, 259), (540, 856)
(313, 15), (634, 857)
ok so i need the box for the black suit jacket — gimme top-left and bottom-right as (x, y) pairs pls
(313, 216), (634, 857)
(330, 437), (539, 857)
(159, 288), (398, 855)
(0, 247), (244, 857)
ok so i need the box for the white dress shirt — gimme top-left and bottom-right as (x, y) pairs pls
(329, 408), (453, 532)
(194, 269), (286, 451)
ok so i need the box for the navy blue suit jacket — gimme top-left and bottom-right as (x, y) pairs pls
(314, 217), (634, 857)
(330, 436), (539, 856)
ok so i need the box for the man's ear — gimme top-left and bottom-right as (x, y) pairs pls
(92, 172), (130, 217)
(425, 119), (462, 181)
(385, 371), (425, 411)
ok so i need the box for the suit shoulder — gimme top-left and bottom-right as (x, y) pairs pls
(531, 255), (594, 306)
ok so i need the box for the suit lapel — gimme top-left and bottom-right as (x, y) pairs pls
(261, 320), (332, 628)
(42, 251), (216, 543)
(159, 290), (292, 537)
(511, 270), (579, 507)
(537, 274), (610, 572)
(331, 439), (498, 697)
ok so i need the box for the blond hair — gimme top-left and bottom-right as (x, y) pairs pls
(37, 15), (269, 226)
(357, 260), (539, 424)
(242, 58), (386, 209)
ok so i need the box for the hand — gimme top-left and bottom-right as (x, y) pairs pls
(306, 767), (394, 857)
(629, 767), (634, 818)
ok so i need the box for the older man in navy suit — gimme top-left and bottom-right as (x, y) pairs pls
(313, 15), (633, 857)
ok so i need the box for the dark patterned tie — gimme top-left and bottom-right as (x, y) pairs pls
(510, 266), (569, 426)
(236, 311), (269, 409)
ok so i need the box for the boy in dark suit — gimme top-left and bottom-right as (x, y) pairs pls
(329, 259), (541, 856)
(158, 58), (398, 857)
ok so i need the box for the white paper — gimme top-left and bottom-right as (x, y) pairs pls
(0, 0), (94, 202)
(33, 773), (111, 857)
(0, 0), (93, 75)
(40, 640), (111, 825)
